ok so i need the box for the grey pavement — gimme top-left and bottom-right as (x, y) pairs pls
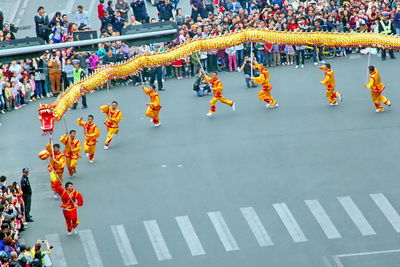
(1, 54), (400, 267)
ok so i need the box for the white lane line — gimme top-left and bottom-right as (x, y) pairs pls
(45, 233), (68, 267)
(337, 196), (376, 236)
(207, 211), (240, 251)
(321, 256), (334, 267)
(305, 200), (342, 239)
(110, 225), (138, 266)
(79, 229), (104, 267)
(333, 256), (345, 267)
(175, 216), (206, 256)
(64, 0), (76, 15)
(88, 0), (97, 26)
(370, 193), (400, 232)
(240, 207), (273, 247)
(337, 248), (400, 258)
(273, 203), (308, 242)
(143, 220), (173, 261)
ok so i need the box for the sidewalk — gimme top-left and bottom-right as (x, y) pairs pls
(1, 0), (22, 23)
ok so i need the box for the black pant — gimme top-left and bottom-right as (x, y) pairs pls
(72, 95), (87, 109)
(191, 7), (205, 21)
(295, 50), (305, 65)
(150, 67), (163, 90)
(381, 49), (395, 60)
(23, 194), (32, 219)
(205, 4), (214, 13)
(207, 55), (218, 72)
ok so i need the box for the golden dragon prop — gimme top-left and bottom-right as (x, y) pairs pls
(38, 28), (400, 133)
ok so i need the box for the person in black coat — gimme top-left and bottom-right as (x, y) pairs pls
(100, 10), (113, 32)
(34, 6), (50, 42)
(156, 0), (174, 21)
(20, 168), (33, 222)
(130, 0), (150, 23)
(112, 11), (125, 33)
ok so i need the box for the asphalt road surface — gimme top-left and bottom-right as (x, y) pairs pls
(1, 54), (400, 267)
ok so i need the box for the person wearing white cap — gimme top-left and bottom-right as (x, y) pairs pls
(378, 12), (396, 60)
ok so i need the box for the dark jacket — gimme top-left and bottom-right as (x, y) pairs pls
(130, 0), (149, 21)
(112, 17), (125, 33)
(156, 1), (174, 21)
(20, 175), (32, 195)
(34, 14), (50, 37)
(101, 15), (114, 32)
(378, 19), (395, 34)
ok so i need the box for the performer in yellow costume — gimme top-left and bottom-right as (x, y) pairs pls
(38, 143), (65, 197)
(100, 101), (123, 149)
(252, 61), (278, 108)
(365, 65), (391, 112)
(142, 84), (162, 127)
(60, 130), (82, 177)
(319, 63), (342, 106)
(77, 115), (100, 163)
(200, 70), (235, 116)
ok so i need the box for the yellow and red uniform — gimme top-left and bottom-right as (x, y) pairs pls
(45, 143), (66, 190)
(100, 105), (123, 147)
(203, 74), (234, 113)
(365, 68), (390, 112)
(60, 134), (82, 176)
(77, 118), (100, 161)
(143, 87), (162, 125)
(51, 176), (84, 232)
(319, 66), (341, 105)
(252, 62), (278, 107)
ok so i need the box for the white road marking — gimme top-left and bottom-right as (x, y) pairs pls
(273, 203), (308, 242)
(240, 207), (273, 247)
(110, 225), (138, 266)
(337, 196), (376, 236)
(336, 248), (400, 258)
(305, 200), (342, 239)
(45, 233), (68, 267)
(88, 0), (97, 22)
(175, 216), (205, 256)
(333, 256), (345, 267)
(207, 211), (240, 251)
(370, 193), (400, 232)
(63, 0), (76, 15)
(161, 165), (167, 168)
(143, 220), (173, 261)
(321, 256), (334, 267)
(79, 229), (104, 267)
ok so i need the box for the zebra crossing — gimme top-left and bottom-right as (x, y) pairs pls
(45, 193), (400, 266)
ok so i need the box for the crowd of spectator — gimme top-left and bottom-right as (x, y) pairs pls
(0, 169), (53, 266)
(0, 0), (399, 113)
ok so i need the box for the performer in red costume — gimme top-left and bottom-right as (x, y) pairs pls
(51, 175), (84, 235)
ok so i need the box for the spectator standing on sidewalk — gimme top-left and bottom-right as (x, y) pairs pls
(130, 0), (150, 23)
(191, 0), (206, 22)
(157, 0), (174, 21)
(34, 7), (50, 42)
(98, 0), (107, 20)
(394, 7), (400, 36)
(116, 0), (130, 21)
(0, 8), (3, 31)
(21, 168), (33, 222)
(113, 11), (126, 34)
(75, 5), (91, 29)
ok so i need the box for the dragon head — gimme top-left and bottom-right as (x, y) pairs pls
(38, 103), (56, 135)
